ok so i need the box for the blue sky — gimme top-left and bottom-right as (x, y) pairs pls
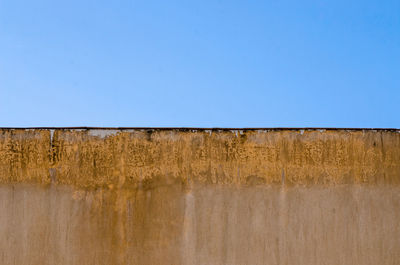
(0, 0), (399, 127)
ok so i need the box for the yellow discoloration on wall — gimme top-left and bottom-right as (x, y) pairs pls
(0, 129), (51, 184)
(0, 129), (399, 187)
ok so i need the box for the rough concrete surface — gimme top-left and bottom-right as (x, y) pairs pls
(0, 128), (399, 264)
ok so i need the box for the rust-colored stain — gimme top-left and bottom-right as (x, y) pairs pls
(1, 128), (399, 187)
(0, 128), (399, 264)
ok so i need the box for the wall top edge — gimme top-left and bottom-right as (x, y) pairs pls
(0, 127), (399, 132)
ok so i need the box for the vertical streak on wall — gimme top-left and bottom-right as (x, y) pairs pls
(182, 191), (196, 264)
(278, 169), (287, 265)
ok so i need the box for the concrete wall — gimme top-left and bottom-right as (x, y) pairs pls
(0, 128), (399, 264)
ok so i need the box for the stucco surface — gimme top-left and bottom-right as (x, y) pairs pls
(0, 128), (399, 264)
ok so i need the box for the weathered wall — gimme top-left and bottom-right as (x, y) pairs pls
(0, 128), (399, 264)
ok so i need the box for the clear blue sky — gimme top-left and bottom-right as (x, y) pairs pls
(0, 0), (399, 128)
